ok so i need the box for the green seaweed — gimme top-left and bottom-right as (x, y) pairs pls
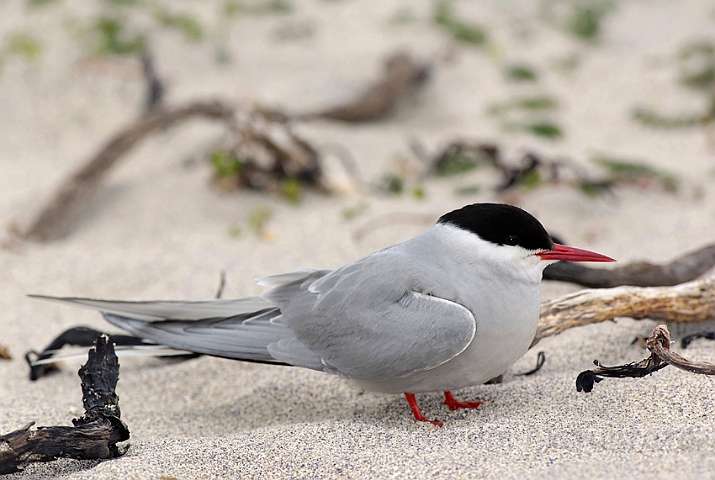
(210, 149), (243, 178)
(279, 177), (304, 204)
(519, 169), (543, 189)
(593, 155), (679, 193)
(381, 173), (404, 195)
(453, 184), (481, 196)
(27, 0), (59, 7)
(678, 41), (715, 89)
(224, 0), (293, 16)
(489, 95), (559, 115)
(412, 185), (426, 199)
(248, 205), (273, 233)
(342, 200), (369, 220)
(434, 0), (487, 46)
(93, 16), (146, 55)
(542, 0), (614, 43)
(6, 33), (42, 62)
(228, 224), (242, 238)
(504, 63), (538, 82)
(104, 0), (142, 5)
(153, 8), (204, 42)
(631, 107), (701, 129)
(525, 122), (562, 139)
(436, 152), (482, 177)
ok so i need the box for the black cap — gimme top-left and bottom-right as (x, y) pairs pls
(438, 203), (554, 251)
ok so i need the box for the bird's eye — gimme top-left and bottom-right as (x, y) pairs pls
(504, 234), (519, 246)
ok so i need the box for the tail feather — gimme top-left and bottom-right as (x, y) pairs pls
(29, 295), (274, 321)
(103, 308), (289, 362)
(31, 294), (325, 370)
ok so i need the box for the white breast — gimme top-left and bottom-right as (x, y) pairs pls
(351, 224), (545, 394)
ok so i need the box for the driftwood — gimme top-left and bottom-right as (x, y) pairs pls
(22, 101), (235, 243)
(424, 140), (679, 194)
(25, 326), (151, 381)
(533, 275), (715, 347)
(19, 44), (415, 242)
(682, 331), (715, 348)
(18, 97), (334, 242)
(0, 346), (11, 360)
(302, 52), (430, 122)
(141, 50), (166, 113)
(576, 324), (715, 392)
(0, 335), (129, 475)
(543, 242), (715, 287)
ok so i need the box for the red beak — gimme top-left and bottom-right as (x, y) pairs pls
(537, 243), (615, 263)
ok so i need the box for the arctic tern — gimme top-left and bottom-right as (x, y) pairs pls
(34, 203), (614, 426)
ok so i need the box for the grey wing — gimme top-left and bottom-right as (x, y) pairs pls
(103, 309), (321, 369)
(264, 251), (477, 381)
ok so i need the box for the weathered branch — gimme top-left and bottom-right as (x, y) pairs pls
(576, 324), (715, 392)
(0, 346), (11, 360)
(533, 275), (715, 347)
(25, 326), (149, 381)
(304, 52), (430, 122)
(647, 326), (715, 375)
(22, 101), (236, 243)
(0, 335), (129, 474)
(543, 242), (715, 287)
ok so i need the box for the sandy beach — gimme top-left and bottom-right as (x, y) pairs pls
(2, 0), (715, 478)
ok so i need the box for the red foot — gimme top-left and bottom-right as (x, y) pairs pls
(404, 393), (443, 427)
(442, 391), (483, 411)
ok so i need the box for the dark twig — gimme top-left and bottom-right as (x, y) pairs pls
(0, 346), (11, 360)
(25, 326), (149, 381)
(0, 335), (129, 474)
(141, 49), (166, 112)
(544, 242), (715, 288)
(426, 140), (679, 198)
(576, 324), (715, 393)
(21, 100), (236, 242)
(681, 331), (715, 349)
(515, 351), (546, 376)
(576, 354), (668, 393)
(216, 270), (227, 299)
(303, 52), (430, 122)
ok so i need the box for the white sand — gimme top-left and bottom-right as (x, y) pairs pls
(2, 0), (715, 478)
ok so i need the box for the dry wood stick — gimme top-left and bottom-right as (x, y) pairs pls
(576, 324), (715, 392)
(304, 52), (430, 122)
(533, 275), (715, 347)
(22, 100), (236, 242)
(0, 335), (129, 475)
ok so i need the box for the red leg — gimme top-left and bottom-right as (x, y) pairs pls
(404, 393), (443, 427)
(442, 391), (483, 411)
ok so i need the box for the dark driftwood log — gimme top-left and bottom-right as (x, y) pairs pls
(304, 52), (430, 122)
(544, 242), (715, 287)
(576, 324), (715, 392)
(25, 326), (149, 381)
(0, 335), (129, 475)
(22, 100), (235, 243)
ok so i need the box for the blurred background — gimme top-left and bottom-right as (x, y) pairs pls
(2, 0), (715, 353)
(2, 4), (715, 477)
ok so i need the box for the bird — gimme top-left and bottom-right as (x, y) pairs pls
(33, 203), (614, 426)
